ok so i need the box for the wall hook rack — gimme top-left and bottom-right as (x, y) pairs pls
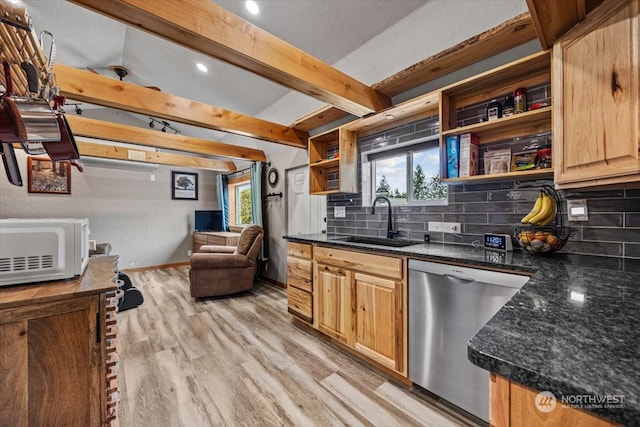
(264, 192), (282, 199)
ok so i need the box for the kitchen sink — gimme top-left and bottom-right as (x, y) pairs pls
(334, 235), (419, 248)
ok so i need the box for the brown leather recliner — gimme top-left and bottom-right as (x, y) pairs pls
(189, 225), (264, 298)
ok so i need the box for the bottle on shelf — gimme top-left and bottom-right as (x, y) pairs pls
(514, 87), (527, 113)
(503, 95), (515, 117)
(486, 99), (502, 121)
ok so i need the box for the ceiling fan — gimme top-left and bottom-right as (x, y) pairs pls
(85, 64), (161, 91)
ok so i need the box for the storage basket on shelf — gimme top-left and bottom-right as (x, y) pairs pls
(516, 185), (573, 255)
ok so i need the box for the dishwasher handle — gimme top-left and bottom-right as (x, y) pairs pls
(444, 274), (475, 283)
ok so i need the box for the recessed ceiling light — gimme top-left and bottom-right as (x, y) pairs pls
(196, 63), (208, 73)
(385, 114), (395, 120)
(245, 0), (259, 15)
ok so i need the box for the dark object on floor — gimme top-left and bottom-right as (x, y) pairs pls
(117, 272), (144, 312)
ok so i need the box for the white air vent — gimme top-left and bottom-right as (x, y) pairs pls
(13, 257), (26, 271)
(0, 255), (56, 273)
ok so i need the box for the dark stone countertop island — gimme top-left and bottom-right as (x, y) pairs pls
(283, 233), (640, 425)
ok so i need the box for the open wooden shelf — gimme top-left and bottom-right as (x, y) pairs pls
(308, 127), (357, 194)
(439, 50), (552, 183)
(343, 91), (439, 138)
(309, 158), (340, 169)
(441, 106), (552, 143)
(443, 168), (553, 184)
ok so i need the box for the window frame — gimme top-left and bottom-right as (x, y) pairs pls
(362, 135), (448, 207)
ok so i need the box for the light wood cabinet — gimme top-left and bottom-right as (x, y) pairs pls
(553, 0), (639, 189)
(353, 272), (403, 371)
(311, 245), (406, 376)
(308, 127), (357, 194)
(490, 373), (618, 426)
(315, 263), (353, 343)
(286, 242), (313, 323)
(0, 256), (119, 426)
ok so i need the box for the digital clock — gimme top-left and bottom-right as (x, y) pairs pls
(483, 233), (513, 251)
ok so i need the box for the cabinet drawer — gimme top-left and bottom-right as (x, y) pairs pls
(287, 256), (312, 278)
(288, 275), (312, 293)
(314, 246), (403, 279)
(287, 242), (312, 259)
(287, 286), (312, 323)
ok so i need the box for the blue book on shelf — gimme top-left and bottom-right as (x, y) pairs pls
(446, 135), (460, 178)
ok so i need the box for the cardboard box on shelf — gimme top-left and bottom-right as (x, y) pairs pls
(459, 133), (479, 177)
(446, 135), (460, 178)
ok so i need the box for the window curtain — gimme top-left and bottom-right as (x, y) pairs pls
(250, 162), (264, 260)
(217, 174), (229, 231)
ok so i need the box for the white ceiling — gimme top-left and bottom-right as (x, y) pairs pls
(22, 0), (426, 142)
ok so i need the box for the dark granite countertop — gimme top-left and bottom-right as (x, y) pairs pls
(284, 233), (640, 425)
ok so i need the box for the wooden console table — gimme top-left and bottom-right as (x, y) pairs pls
(193, 231), (241, 252)
(0, 256), (120, 426)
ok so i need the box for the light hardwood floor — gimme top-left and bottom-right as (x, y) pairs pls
(117, 267), (481, 427)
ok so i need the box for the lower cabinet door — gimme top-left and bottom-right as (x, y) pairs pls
(353, 272), (402, 371)
(0, 296), (101, 426)
(316, 263), (352, 343)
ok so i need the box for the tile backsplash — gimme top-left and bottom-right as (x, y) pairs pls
(327, 117), (640, 260)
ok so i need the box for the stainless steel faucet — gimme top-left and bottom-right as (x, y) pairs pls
(371, 195), (399, 239)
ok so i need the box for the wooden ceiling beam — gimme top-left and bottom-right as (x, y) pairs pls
(54, 64), (308, 149)
(67, 0), (390, 117)
(291, 12), (538, 131)
(66, 116), (266, 162)
(75, 140), (237, 172)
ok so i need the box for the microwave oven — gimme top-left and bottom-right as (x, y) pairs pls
(0, 218), (90, 287)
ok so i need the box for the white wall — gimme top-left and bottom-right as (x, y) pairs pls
(0, 149), (219, 269)
(244, 0), (531, 284)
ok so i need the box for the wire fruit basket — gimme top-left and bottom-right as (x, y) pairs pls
(516, 185), (573, 255)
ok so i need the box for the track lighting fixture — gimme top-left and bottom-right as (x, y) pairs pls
(147, 117), (181, 134)
(66, 103), (83, 115)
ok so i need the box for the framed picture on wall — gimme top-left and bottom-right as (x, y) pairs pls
(172, 171), (198, 200)
(27, 157), (71, 194)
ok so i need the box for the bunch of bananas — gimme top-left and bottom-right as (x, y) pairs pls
(520, 189), (557, 226)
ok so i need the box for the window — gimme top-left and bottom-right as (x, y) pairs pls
(363, 137), (447, 206)
(227, 175), (253, 225)
(235, 182), (253, 224)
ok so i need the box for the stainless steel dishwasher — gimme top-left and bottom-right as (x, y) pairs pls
(408, 259), (529, 422)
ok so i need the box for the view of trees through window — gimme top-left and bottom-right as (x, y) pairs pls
(374, 146), (447, 203)
(237, 183), (253, 224)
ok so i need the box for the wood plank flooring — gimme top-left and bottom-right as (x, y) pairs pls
(117, 267), (481, 427)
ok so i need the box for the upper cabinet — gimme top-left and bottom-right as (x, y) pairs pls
(308, 127), (358, 194)
(553, 0), (639, 189)
(526, 0), (606, 49)
(439, 50), (554, 183)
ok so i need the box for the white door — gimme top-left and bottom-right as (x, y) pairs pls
(287, 166), (326, 235)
